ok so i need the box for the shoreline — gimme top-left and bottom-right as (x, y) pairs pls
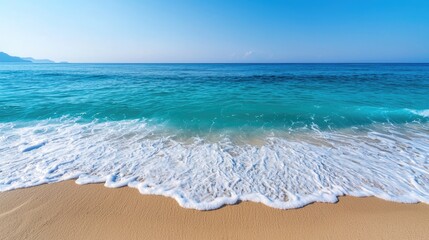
(1, 181), (429, 240)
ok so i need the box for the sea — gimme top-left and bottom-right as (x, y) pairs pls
(0, 63), (428, 210)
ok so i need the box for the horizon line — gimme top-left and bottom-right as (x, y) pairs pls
(5, 62), (429, 64)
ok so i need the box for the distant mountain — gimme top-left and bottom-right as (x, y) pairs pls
(0, 52), (56, 63)
(0, 52), (31, 62)
(22, 57), (55, 64)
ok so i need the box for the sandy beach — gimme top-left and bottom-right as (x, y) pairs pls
(0, 181), (428, 240)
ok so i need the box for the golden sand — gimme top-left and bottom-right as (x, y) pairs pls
(1, 181), (428, 240)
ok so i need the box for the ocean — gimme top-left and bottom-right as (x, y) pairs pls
(0, 63), (428, 210)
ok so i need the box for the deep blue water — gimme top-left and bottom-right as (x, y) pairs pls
(1, 63), (428, 133)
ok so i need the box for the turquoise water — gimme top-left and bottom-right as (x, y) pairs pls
(1, 63), (429, 209)
(1, 63), (428, 132)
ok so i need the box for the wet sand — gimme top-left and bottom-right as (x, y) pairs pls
(1, 181), (428, 240)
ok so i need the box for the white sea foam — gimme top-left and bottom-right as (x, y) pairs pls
(0, 119), (429, 210)
(409, 109), (429, 118)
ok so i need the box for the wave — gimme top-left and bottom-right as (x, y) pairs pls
(0, 118), (429, 210)
(409, 109), (429, 118)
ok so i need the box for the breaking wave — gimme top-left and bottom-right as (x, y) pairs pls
(1, 117), (428, 210)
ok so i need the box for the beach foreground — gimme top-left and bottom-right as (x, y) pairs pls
(1, 181), (429, 240)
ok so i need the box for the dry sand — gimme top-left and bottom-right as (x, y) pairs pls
(1, 181), (429, 240)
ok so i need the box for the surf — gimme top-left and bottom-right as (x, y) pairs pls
(1, 118), (428, 210)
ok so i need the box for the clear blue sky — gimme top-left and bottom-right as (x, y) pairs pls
(1, 0), (428, 63)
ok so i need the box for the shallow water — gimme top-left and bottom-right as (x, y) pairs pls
(0, 63), (428, 209)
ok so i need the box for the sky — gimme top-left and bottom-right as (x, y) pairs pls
(0, 0), (428, 63)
